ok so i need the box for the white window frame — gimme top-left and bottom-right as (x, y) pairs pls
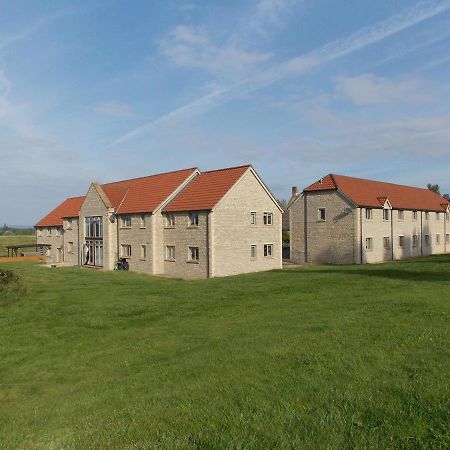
(188, 246), (199, 262)
(365, 209), (373, 220)
(165, 214), (175, 227)
(365, 237), (373, 251)
(120, 216), (132, 228)
(251, 245), (257, 258)
(263, 212), (273, 225)
(263, 244), (273, 257)
(250, 212), (257, 225)
(121, 244), (132, 257)
(189, 212), (199, 227)
(318, 208), (326, 221)
(165, 245), (176, 261)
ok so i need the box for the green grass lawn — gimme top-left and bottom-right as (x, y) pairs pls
(1, 257), (449, 449)
(0, 234), (35, 256)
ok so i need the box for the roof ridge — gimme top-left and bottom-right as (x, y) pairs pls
(201, 164), (251, 175)
(101, 167), (198, 186)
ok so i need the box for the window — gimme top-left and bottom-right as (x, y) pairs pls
(383, 236), (390, 249)
(189, 212), (199, 227)
(398, 210), (404, 220)
(446, 212), (449, 222)
(318, 208), (326, 221)
(165, 245), (175, 261)
(120, 216), (132, 228)
(365, 237), (373, 251)
(365, 208), (373, 220)
(412, 211), (417, 221)
(436, 212), (440, 221)
(250, 212), (257, 225)
(165, 214), (175, 227)
(67, 241), (74, 253)
(436, 234), (441, 245)
(399, 236), (405, 248)
(251, 245), (257, 258)
(47, 227), (51, 236)
(55, 227), (62, 237)
(140, 215), (146, 228)
(66, 218), (73, 229)
(412, 235), (418, 248)
(121, 244), (132, 257)
(37, 228), (42, 237)
(141, 244), (147, 260)
(263, 212), (273, 225)
(188, 246), (199, 262)
(446, 234), (450, 244)
(263, 244), (273, 257)
(383, 209), (390, 221)
(425, 212), (429, 220)
(85, 216), (103, 238)
(425, 234), (430, 246)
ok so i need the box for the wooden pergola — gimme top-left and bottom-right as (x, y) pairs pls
(5, 243), (51, 258)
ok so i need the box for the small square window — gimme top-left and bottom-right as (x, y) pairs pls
(250, 212), (257, 225)
(188, 246), (199, 261)
(189, 213), (199, 227)
(251, 245), (257, 258)
(398, 211), (404, 220)
(263, 212), (273, 225)
(121, 216), (132, 228)
(318, 208), (326, 221)
(365, 237), (373, 251)
(399, 236), (405, 248)
(383, 209), (390, 221)
(165, 214), (175, 227)
(165, 245), (175, 261)
(263, 244), (273, 257)
(365, 209), (373, 220)
(121, 244), (132, 257)
(141, 244), (147, 260)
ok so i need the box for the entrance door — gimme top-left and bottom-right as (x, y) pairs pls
(84, 240), (103, 267)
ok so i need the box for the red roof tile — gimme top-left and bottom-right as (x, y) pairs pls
(35, 196), (85, 227)
(164, 165), (251, 212)
(305, 174), (449, 212)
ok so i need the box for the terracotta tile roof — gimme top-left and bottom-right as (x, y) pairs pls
(305, 174), (450, 212)
(164, 165), (251, 212)
(101, 167), (198, 214)
(35, 196), (85, 227)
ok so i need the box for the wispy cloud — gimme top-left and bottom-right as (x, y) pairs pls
(94, 101), (134, 118)
(110, 0), (450, 147)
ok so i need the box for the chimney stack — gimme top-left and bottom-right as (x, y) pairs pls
(292, 186), (298, 196)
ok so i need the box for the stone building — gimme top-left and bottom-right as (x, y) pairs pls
(288, 174), (450, 264)
(35, 165), (282, 278)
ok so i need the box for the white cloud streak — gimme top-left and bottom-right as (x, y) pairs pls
(110, 0), (450, 147)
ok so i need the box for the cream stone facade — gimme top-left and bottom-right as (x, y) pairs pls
(289, 175), (450, 265)
(35, 165), (282, 279)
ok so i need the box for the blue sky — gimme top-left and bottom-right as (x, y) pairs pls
(2, 0), (450, 225)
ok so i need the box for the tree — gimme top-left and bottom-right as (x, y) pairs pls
(427, 183), (440, 194)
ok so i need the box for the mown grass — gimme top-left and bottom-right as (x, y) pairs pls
(0, 257), (449, 449)
(0, 234), (35, 256)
